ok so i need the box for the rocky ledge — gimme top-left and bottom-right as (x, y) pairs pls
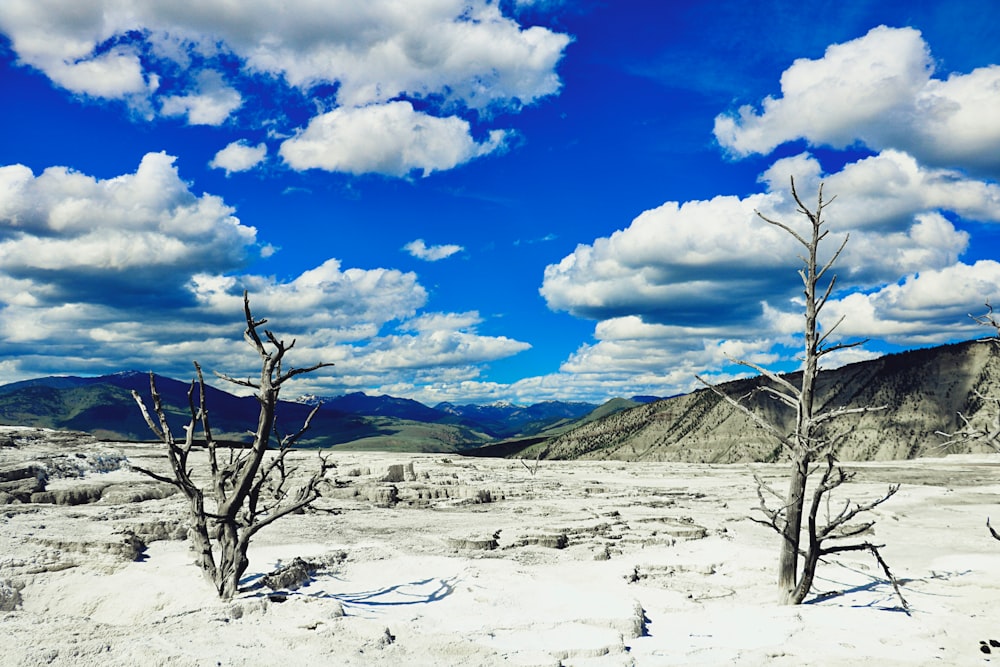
(0, 426), (130, 504)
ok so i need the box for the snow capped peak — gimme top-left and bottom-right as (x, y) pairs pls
(112, 370), (147, 378)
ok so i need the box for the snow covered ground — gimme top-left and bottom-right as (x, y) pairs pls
(2, 434), (1000, 665)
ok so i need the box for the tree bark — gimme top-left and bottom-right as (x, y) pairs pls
(777, 451), (809, 604)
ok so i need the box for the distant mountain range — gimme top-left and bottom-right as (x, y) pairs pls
(0, 371), (654, 452)
(5, 338), (996, 461)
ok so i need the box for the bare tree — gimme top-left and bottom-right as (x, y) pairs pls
(697, 177), (904, 607)
(519, 444), (548, 476)
(131, 291), (335, 599)
(938, 301), (1000, 543)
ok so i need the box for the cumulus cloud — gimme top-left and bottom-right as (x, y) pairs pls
(210, 1), (570, 109)
(0, 152), (258, 302)
(0, 154), (532, 395)
(372, 314), (770, 404)
(0, 0), (568, 174)
(713, 25), (1000, 173)
(542, 151), (1000, 327)
(279, 101), (509, 177)
(0, 2), (151, 98)
(360, 314), (531, 372)
(537, 149), (1000, 399)
(404, 239), (464, 261)
(0, 1), (569, 104)
(160, 70), (242, 125)
(209, 140), (267, 175)
(541, 191), (787, 326)
(551, 315), (784, 394)
(190, 259), (428, 341)
(760, 151), (1000, 231)
(824, 260), (1000, 345)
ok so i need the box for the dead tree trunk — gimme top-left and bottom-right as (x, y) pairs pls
(131, 291), (335, 600)
(698, 177), (903, 608)
(777, 450), (809, 603)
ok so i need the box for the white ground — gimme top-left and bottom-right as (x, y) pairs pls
(3, 438), (1000, 666)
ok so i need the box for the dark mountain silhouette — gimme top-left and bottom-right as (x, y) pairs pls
(0, 373), (598, 451)
(301, 391), (445, 422)
(435, 400), (597, 438)
(0, 371), (375, 445)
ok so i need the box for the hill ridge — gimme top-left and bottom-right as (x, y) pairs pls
(537, 339), (1000, 462)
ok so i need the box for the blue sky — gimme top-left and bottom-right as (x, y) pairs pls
(1, 1), (1000, 405)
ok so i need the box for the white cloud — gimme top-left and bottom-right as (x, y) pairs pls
(0, 1), (568, 176)
(0, 153), (536, 393)
(160, 70), (242, 125)
(179, 297), (532, 397)
(357, 312), (782, 405)
(714, 26), (930, 155)
(556, 315), (781, 390)
(327, 311), (530, 381)
(0, 1), (156, 106)
(0, 152), (257, 299)
(844, 213), (969, 283)
(190, 259), (428, 342)
(714, 25), (1000, 173)
(911, 65), (1000, 170)
(761, 151), (1000, 232)
(540, 192), (783, 325)
(542, 151), (1000, 327)
(404, 239), (464, 261)
(49, 47), (152, 99)
(209, 140), (268, 175)
(203, 0), (571, 109)
(537, 149), (1000, 400)
(823, 260), (1000, 345)
(0, 1), (569, 135)
(361, 327), (530, 372)
(279, 101), (509, 176)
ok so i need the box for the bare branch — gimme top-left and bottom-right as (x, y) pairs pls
(281, 403), (323, 449)
(812, 404), (886, 426)
(695, 376), (794, 449)
(726, 357), (802, 401)
(245, 455), (335, 540)
(972, 300), (1000, 333)
(749, 469), (795, 535)
(129, 464), (181, 487)
(130, 390), (164, 441)
(817, 542), (909, 611)
(756, 210), (809, 249)
(213, 371), (260, 390)
(816, 234), (849, 284)
(277, 361), (337, 386)
(819, 485), (899, 540)
(817, 338), (868, 357)
(759, 385), (800, 410)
